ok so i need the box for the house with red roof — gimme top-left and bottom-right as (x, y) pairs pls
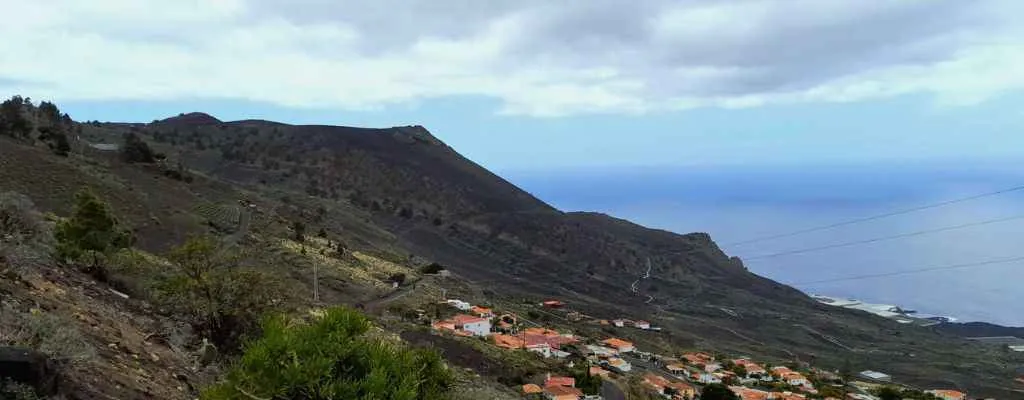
(434, 314), (491, 336)
(733, 358), (768, 378)
(543, 385), (582, 400)
(545, 374), (576, 388)
(602, 338), (635, 353)
(729, 386), (771, 400)
(925, 389), (967, 400)
(470, 305), (494, 318)
(682, 352), (714, 365)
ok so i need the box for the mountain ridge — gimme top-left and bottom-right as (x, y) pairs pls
(3, 104), (1020, 398)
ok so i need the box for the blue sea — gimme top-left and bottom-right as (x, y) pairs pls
(506, 161), (1024, 326)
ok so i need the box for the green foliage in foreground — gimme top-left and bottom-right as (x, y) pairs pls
(203, 307), (453, 400)
(54, 189), (131, 268)
(701, 383), (739, 400)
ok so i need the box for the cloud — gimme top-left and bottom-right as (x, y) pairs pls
(0, 0), (1021, 117)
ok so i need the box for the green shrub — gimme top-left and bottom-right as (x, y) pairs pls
(202, 307), (453, 400)
(153, 236), (284, 351)
(53, 189), (131, 270)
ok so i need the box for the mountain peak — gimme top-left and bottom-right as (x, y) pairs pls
(155, 112), (222, 125)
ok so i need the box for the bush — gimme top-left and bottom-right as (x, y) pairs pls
(701, 383), (739, 400)
(202, 307), (453, 400)
(0, 192), (45, 242)
(53, 190), (131, 271)
(0, 305), (95, 365)
(120, 132), (156, 163)
(419, 262), (446, 275)
(153, 236), (284, 351)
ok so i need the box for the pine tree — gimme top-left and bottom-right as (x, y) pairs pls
(54, 189), (131, 268)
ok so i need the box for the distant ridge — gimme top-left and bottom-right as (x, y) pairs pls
(157, 112), (222, 125)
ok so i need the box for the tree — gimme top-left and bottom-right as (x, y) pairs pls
(121, 132), (156, 163)
(730, 364), (747, 377)
(54, 190), (131, 270)
(316, 227), (327, 238)
(0, 95), (32, 138)
(291, 221), (305, 242)
(153, 236), (283, 350)
(701, 383), (739, 400)
(873, 386), (902, 400)
(202, 306), (453, 400)
(570, 365), (602, 395)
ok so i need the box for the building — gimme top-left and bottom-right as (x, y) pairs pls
(602, 338), (635, 353)
(664, 363), (687, 376)
(642, 373), (696, 399)
(584, 345), (617, 357)
(522, 384), (543, 395)
(925, 390), (967, 400)
(544, 385), (583, 400)
(691, 372), (721, 384)
(451, 314), (491, 336)
(589, 366), (611, 378)
(545, 375), (576, 388)
(607, 357), (632, 373)
(682, 352), (714, 365)
(858, 370), (891, 382)
(733, 359), (767, 378)
(612, 319), (626, 327)
(543, 300), (565, 308)
(445, 299), (471, 311)
(470, 305), (494, 318)
(729, 386), (771, 400)
(528, 343), (553, 358)
(633, 320), (651, 329)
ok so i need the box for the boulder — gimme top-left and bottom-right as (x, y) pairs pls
(0, 347), (58, 395)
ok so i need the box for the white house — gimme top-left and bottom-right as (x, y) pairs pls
(527, 343), (552, 358)
(633, 320), (651, 330)
(453, 315), (491, 336)
(693, 373), (722, 384)
(446, 299), (472, 311)
(612, 319), (626, 327)
(858, 370), (892, 382)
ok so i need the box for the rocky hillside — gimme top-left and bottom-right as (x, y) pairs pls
(2, 101), (1021, 398)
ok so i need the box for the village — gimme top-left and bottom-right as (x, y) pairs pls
(416, 294), (976, 400)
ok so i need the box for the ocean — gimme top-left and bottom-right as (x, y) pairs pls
(506, 161), (1024, 327)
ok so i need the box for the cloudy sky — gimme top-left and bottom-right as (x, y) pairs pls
(2, 0), (1023, 171)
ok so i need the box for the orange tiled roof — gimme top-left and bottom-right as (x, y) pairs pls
(522, 384), (543, 394)
(589, 366), (610, 377)
(927, 389), (967, 400)
(729, 386), (770, 400)
(451, 314), (487, 325)
(545, 375), (576, 387)
(492, 334), (525, 349)
(544, 385), (583, 397)
(603, 338), (634, 349)
(470, 306), (492, 315)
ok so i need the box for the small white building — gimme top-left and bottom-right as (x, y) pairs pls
(527, 343), (552, 358)
(633, 320), (651, 330)
(453, 315), (491, 336)
(693, 373), (721, 384)
(446, 299), (472, 311)
(612, 319), (626, 327)
(859, 370), (892, 382)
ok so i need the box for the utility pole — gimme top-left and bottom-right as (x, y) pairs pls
(313, 257), (319, 303)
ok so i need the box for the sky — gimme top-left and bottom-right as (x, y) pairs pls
(0, 0), (1022, 172)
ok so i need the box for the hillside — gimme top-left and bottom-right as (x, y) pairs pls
(2, 103), (1022, 398)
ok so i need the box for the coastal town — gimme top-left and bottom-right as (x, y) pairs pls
(412, 293), (979, 400)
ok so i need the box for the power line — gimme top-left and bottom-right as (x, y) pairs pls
(726, 184), (1024, 247)
(743, 214), (1024, 260)
(790, 255), (1024, 285)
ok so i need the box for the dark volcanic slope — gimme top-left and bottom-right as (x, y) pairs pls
(77, 117), (1023, 398)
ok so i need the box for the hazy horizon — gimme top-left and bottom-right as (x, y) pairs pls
(506, 161), (1024, 327)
